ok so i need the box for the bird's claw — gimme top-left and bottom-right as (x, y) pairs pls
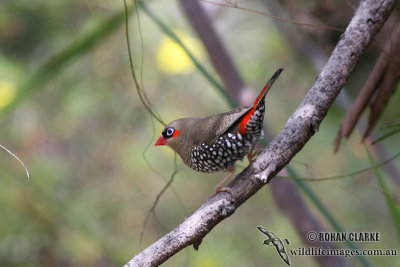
(247, 148), (263, 163)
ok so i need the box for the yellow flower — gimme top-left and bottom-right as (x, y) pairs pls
(157, 29), (204, 74)
(0, 80), (16, 109)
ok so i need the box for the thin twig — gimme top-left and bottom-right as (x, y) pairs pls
(279, 151), (400, 181)
(126, 1), (397, 266)
(124, 0), (166, 126)
(0, 144), (30, 179)
(139, 154), (180, 250)
(202, 0), (345, 32)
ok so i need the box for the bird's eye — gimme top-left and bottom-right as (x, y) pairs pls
(165, 127), (175, 137)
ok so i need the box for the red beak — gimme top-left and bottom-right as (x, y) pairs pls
(155, 136), (167, 146)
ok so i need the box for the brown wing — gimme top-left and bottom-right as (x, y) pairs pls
(193, 105), (252, 145)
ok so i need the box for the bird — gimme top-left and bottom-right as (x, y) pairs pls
(155, 68), (283, 198)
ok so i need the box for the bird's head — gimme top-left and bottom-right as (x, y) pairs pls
(155, 118), (196, 155)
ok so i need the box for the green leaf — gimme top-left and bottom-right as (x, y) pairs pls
(366, 146), (400, 242)
(372, 127), (400, 144)
(285, 165), (373, 267)
(0, 6), (134, 117)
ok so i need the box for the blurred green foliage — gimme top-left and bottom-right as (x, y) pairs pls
(0, 0), (399, 266)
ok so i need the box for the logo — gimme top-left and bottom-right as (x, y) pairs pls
(257, 226), (291, 266)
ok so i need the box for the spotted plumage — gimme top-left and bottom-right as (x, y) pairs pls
(190, 130), (259, 172)
(155, 69), (283, 196)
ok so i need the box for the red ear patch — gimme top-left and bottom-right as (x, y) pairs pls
(172, 129), (180, 138)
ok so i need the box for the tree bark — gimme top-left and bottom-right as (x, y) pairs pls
(126, 0), (397, 266)
(181, 1), (349, 266)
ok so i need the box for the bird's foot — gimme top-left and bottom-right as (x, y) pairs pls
(247, 148), (263, 163)
(207, 166), (236, 199)
(207, 186), (234, 199)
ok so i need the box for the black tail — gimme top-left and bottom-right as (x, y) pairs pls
(253, 68), (283, 107)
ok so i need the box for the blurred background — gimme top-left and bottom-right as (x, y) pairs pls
(0, 0), (399, 266)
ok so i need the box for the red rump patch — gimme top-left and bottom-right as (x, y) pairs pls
(238, 81), (271, 135)
(239, 110), (253, 134)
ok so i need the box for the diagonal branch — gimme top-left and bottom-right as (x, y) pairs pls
(262, 0), (400, 185)
(126, 0), (397, 266)
(180, 1), (350, 266)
